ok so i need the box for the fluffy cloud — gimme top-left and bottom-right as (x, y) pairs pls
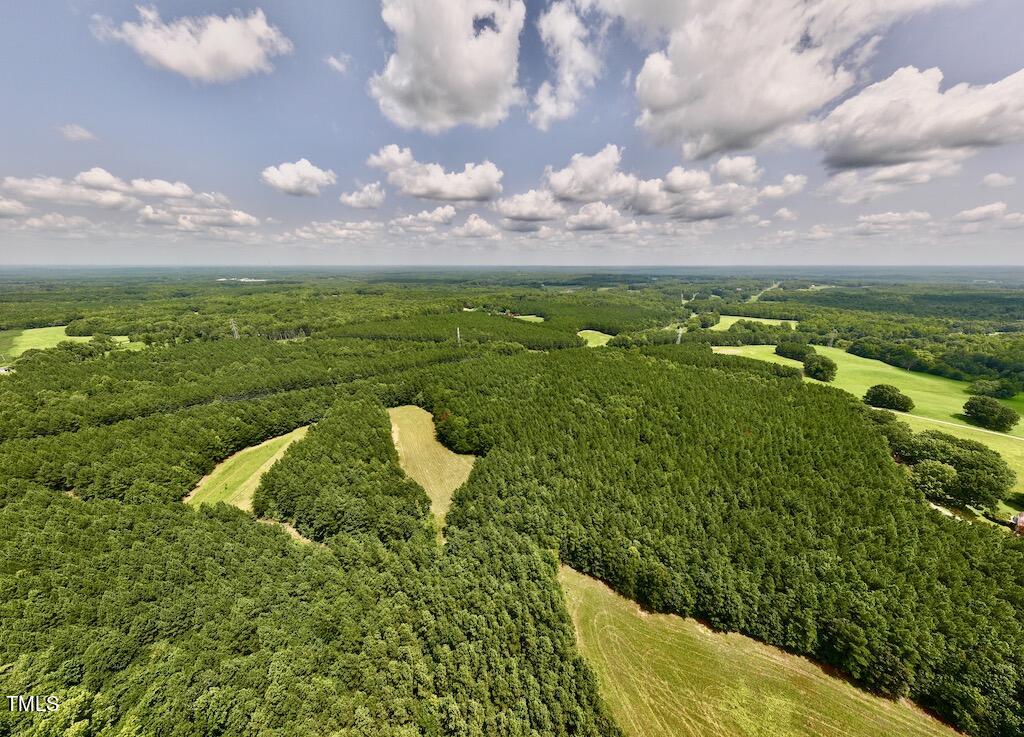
(566, 201), (629, 230)
(819, 158), (959, 203)
(452, 213), (501, 238)
(391, 205), (457, 231)
(370, 0), (526, 132)
(325, 53), (351, 75)
(713, 156), (763, 184)
(545, 144), (638, 201)
(2, 175), (139, 209)
(260, 159), (337, 196)
(57, 124), (96, 142)
(22, 213), (95, 231)
(368, 145), (503, 201)
(531, 1), (601, 130)
(0, 197), (29, 217)
(953, 202), (1008, 222)
(804, 67), (1024, 171)
(983, 173), (1016, 188)
(493, 189), (566, 221)
(774, 207), (797, 221)
(544, 144), (802, 222)
(74, 167), (194, 198)
(580, 0), (965, 157)
(340, 182), (386, 209)
(93, 6), (293, 83)
(760, 174), (807, 199)
(139, 202), (260, 231)
(289, 220), (384, 242)
(137, 205), (178, 226)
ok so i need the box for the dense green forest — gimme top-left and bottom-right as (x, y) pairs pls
(4, 270), (1024, 737)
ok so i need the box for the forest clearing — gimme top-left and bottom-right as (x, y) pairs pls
(185, 426), (310, 510)
(710, 315), (796, 331)
(578, 329), (613, 347)
(388, 405), (475, 539)
(713, 345), (1024, 437)
(559, 566), (961, 737)
(0, 326), (139, 365)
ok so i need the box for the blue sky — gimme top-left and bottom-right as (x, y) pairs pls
(1, 0), (1022, 266)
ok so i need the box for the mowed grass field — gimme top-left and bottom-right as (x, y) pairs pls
(578, 329), (613, 347)
(514, 314), (546, 323)
(388, 405), (475, 539)
(713, 344), (1024, 512)
(0, 326), (140, 365)
(185, 426), (309, 510)
(710, 315), (795, 331)
(559, 566), (960, 737)
(714, 345), (1024, 438)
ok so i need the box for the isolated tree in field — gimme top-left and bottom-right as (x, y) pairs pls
(776, 341), (815, 362)
(963, 395), (1020, 432)
(803, 353), (837, 382)
(864, 384), (914, 412)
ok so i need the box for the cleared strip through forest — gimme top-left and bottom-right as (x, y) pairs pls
(388, 405), (475, 541)
(185, 426), (316, 544)
(559, 566), (961, 737)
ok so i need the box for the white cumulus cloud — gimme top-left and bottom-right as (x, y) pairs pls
(713, 156), (763, 184)
(494, 189), (566, 221)
(93, 6), (293, 83)
(567, 201), (629, 230)
(545, 144), (638, 201)
(983, 173), (1016, 188)
(580, 0), (967, 157)
(368, 145), (503, 201)
(531, 1), (601, 130)
(953, 202), (1008, 222)
(452, 213), (502, 238)
(0, 197), (29, 217)
(261, 159), (337, 196)
(340, 182), (386, 209)
(370, 0), (526, 133)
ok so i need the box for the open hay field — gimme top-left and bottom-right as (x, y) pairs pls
(713, 345), (1024, 438)
(185, 426), (310, 510)
(0, 326), (140, 365)
(559, 566), (960, 737)
(578, 329), (613, 347)
(710, 315), (796, 331)
(388, 405), (475, 539)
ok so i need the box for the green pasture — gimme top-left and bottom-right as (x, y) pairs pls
(710, 315), (796, 331)
(185, 426), (309, 510)
(578, 329), (613, 347)
(560, 566), (958, 737)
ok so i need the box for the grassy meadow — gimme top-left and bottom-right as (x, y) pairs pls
(714, 345), (1024, 438)
(578, 329), (613, 347)
(714, 344), (1024, 514)
(186, 426), (309, 510)
(0, 326), (141, 365)
(388, 405), (475, 539)
(559, 566), (960, 737)
(710, 315), (795, 331)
